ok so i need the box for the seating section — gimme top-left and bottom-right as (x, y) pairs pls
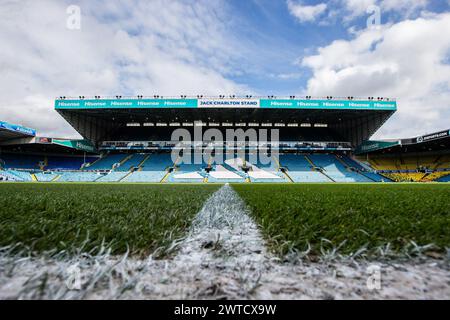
(168, 153), (206, 183)
(207, 165), (246, 183)
(279, 154), (330, 182)
(58, 172), (101, 182)
(0, 154), (42, 170)
(367, 154), (450, 182)
(309, 154), (373, 182)
(1, 151), (449, 183)
(46, 156), (94, 170)
(116, 154), (147, 171)
(85, 154), (127, 170)
(369, 155), (450, 171)
(382, 172), (427, 182)
(437, 174), (450, 182)
(35, 172), (59, 182)
(244, 155), (286, 183)
(340, 155), (387, 181)
(141, 153), (173, 171)
(123, 153), (173, 182)
(96, 172), (129, 182)
(0, 169), (32, 181)
(424, 171), (450, 182)
(123, 171), (167, 183)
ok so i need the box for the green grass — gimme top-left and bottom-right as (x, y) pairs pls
(233, 183), (450, 257)
(0, 183), (220, 256)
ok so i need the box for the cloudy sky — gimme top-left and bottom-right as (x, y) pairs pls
(0, 0), (449, 139)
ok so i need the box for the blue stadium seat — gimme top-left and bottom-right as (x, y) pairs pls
(279, 154), (330, 182)
(85, 154), (127, 170)
(58, 172), (101, 182)
(35, 172), (59, 182)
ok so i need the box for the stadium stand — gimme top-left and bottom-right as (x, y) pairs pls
(0, 169), (32, 181)
(423, 171), (450, 182)
(1, 97), (449, 184)
(437, 174), (450, 182)
(35, 172), (59, 182)
(58, 172), (101, 182)
(207, 164), (246, 183)
(278, 154), (330, 182)
(168, 153), (206, 183)
(85, 154), (128, 171)
(46, 156), (92, 170)
(96, 171), (129, 182)
(123, 171), (168, 183)
(116, 154), (148, 171)
(123, 153), (173, 182)
(308, 154), (372, 182)
(0, 153), (42, 170)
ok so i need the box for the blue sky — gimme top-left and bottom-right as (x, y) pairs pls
(224, 0), (450, 95)
(0, 0), (449, 139)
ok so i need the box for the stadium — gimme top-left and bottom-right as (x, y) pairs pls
(1, 96), (449, 300)
(1, 1), (449, 305)
(2, 95), (448, 183)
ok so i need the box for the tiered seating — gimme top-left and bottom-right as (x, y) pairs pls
(383, 172), (426, 182)
(309, 154), (372, 182)
(124, 171), (167, 183)
(438, 174), (450, 182)
(424, 171), (450, 182)
(141, 153), (173, 171)
(341, 156), (366, 171)
(96, 172), (129, 182)
(279, 154), (330, 182)
(123, 153), (172, 182)
(244, 154), (286, 183)
(58, 172), (101, 182)
(207, 164), (245, 183)
(168, 153), (205, 183)
(8, 170), (33, 181)
(46, 156), (92, 170)
(85, 154), (127, 170)
(369, 155), (449, 171)
(362, 172), (388, 182)
(369, 157), (398, 170)
(35, 172), (59, 182)
(116, 154), (147, 171)
(341, 156), (387, 181)
(434, 155), (450, 170)
(0, 154), (42, 170)
(0, 170), (32, 181)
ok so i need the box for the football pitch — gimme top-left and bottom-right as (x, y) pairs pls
(1, 182), (449, 258)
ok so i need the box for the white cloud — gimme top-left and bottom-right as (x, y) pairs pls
(340, 0), (429, 19)
(287, 0), (327, 23)
(0, 0), (248, 138)
(301, 13), (450, 139)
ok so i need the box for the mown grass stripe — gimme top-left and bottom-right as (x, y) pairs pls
(0, 183), (220, 256)
(233, 183), (450, 257)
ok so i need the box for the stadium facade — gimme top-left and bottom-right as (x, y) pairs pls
(0, 96), (449, 183)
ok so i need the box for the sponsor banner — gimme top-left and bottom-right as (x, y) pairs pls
(0, 120), (36, 136)
(55, 98), (397, 111)
(355, 140), (400, 154)
(416, 130), (449, 143)
(260, 99), (397, 111)
(55, 99), (198, 109)
(52, 139), (97, 153)
(198, 99), (260, 108)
